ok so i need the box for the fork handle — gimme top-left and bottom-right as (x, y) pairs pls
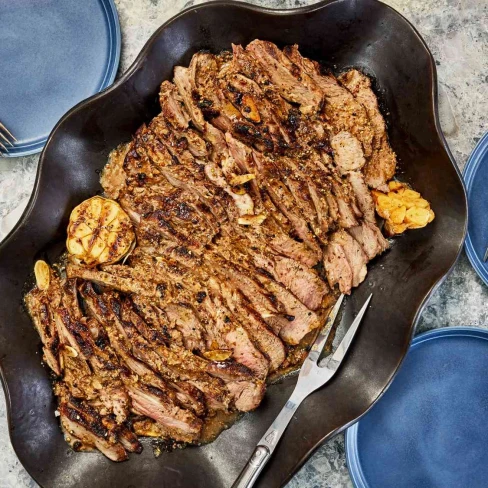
(231, 445), (271, 488)
(232, 391), (306, 488)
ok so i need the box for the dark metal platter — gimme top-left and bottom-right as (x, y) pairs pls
(0, 0), (467, 486)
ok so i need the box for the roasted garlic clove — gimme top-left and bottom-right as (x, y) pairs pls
(34, 260), (51, 290)
(237, 213), (267, 226)
(202, 349), (233, 361)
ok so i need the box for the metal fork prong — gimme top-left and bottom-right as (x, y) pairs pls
(0, 141), (7, 153)
(0, 130), (12, 146)
(483, 246), (488, 262)
(327, 293), (372, 366)
(308, 294), (345, 363)
(0, 122), (16, 142)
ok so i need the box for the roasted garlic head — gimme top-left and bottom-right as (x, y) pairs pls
(372, 181), (435, 236)
(67, 196), (135, 266)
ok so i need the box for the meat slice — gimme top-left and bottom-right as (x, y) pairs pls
(250, 252), (328, 311)
(173, 66), (206, 131)
(324, 241), (353, 294)
(369, 221), (390, 253)
(265, 155), (327, 244)
(338, 69), (397, 190)
(135, 126), (227, 226)
(246, 40), (323, 114)
(267, 229), (321, 267)
(226, 380), (266, 412)
(159, 81), (209, 158)
(127, 384), (202, 442)
(126, 295), (173, 344)
(204, 252), (284, 319)
(329, 230), (368, 290)
(231, 44), (292, 121)
(58, 396), (129, 462)
(134, 247), (285, 372)
(173, 65), (243, 171)
(253, 274), (322, 345)
(164, 303), (206, 351)
(349, 221), (389, 260)
(159, 81), (191, 130)
(201, 289), (270, 379)
(25, 288), (62, 376)
(330, 131), (366, 174)
(225, 326), (269, 379)
(348, 171), (375, 222)
(102, 417), (142, 454)
(142, 141), (223, 217)
(332, 183), (360, 229)
(89, 285), (264, 412)
(100, 143), (130, 200)
(224, 133), (322, 264)
(275, 256), (329, 310)
(66, 263), (160, 297)
(219, 287), (286, 372)
(58, 346), (98, 400)
(212, 232), (325, 311)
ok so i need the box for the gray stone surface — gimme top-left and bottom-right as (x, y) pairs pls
(0, 0), (486, 486)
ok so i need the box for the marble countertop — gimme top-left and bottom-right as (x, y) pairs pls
(0, 0), (486, 486)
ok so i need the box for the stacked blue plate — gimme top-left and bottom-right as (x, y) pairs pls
(346, 327), (488, 488)
(464, 132), (488, 284)
(0, 0), (120, 157)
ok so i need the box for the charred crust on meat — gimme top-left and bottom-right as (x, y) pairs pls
(195, 291), (207, 303)
(156, 283), (167, 298)
(286, 108), (301, 131)
(234, 123), (261, 139)
(72, 441), (83, 452)
(176, 137), (189, 151)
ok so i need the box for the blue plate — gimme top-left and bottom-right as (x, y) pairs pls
(346, 327), (488, 488)
(464, 132), (488, 285)
(0, 0), (120, 157)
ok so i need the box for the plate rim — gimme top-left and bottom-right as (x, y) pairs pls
(2, 0), (121, 158)
(345, 325), (488, 488)
(463, 132), (488, 286)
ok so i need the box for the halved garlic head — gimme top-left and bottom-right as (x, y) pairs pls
(34, 260), (51, 290)
(67, 196), (135, 266)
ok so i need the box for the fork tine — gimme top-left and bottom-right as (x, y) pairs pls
(307, 293), (345, 363)
(0, 122), (16, 142)
(483, 246), (488, 262)
(0, 130), (13, 146)
(328, 293), (372, 365)
(0, 141), (7, 153)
